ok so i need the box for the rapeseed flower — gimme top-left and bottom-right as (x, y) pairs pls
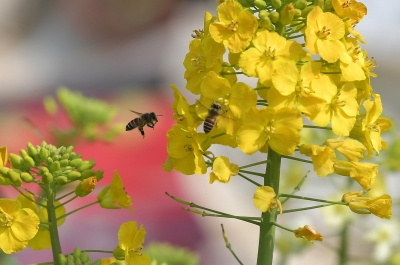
(209, 156), (238, 184)
(347, 194), (392, 219)
(334, 160), (377, 189)
(118, 221), (151, 265)
(294, 225), (323, 243)
(253, 186), (282, 214)
(299, 144), (335, 177)
(98, 171), (134, 211)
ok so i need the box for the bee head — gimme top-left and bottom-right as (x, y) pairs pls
(211, 102), (222, 110)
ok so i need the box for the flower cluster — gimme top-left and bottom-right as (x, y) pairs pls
(165, 0), (393, 247)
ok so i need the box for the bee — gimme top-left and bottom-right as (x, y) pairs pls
(126, 110), (162, 138)
(203, 101), (227, 133)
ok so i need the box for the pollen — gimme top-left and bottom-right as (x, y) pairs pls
(341, 0), (352, 8)
(226, 20), (238, 32)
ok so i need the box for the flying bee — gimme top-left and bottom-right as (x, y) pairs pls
(126, 110), (162, 138)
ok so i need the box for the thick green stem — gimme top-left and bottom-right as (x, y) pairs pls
(338, 222), (349, 265)
(256, 147), (281, 265)
(47, 189), (62, 265)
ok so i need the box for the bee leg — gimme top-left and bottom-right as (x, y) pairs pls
(139, 128), (145, 138)
(147, 123), (155, 130)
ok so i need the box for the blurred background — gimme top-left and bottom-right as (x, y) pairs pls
(0, 0), (399, 264)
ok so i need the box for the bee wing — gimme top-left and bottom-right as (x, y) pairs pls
(129, 110), (143, 116)
(195, 99), (212, 120)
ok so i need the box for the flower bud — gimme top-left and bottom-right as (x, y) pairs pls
(58, 254), (67, 265)
(294, 0), (307, 9)
(23, 156), (35, 167)
(67, 171), (81, 181)
(73, 247), (81, 260)
(65, 146), (74, 154)
(80, 252), (89, 263)
(9, 154), (24, 169)
(94, 170), (104, 181)
(0, 173), (11, 186)
(293, 8), (302, 18)
(78, 160), (95, 172)
(50, 161), (61, 173)
(19, 149), (29, 158)
(60, 159), (69, 167)
(39, 147), (50, 160)
(8, 169), (22, 186)
(56, 176), (69, 185)
(43, 172), (54, 184)
(46, 157), (53, 164)
(0, 167), (10, 178)
(75, 177), (97, 197)
(301, 5), (314, 17)
(39, 166), (49, 175)
(280, 4), (295, 25)
(254, 0), (267, 9)
(80, 169), (95, 180)
(269, 11), (280, 23)
(21, 172), (34, 183)
(69, 158), (82, 167)
(259, 10), (269, 18)
(0, 146), (7, 167)
(61, 153), (69, 160)
(259, 16), (274, 30)
(342, 191), (364, 203)
(27, 142), (38, 157)
(271, 0), (281, 8)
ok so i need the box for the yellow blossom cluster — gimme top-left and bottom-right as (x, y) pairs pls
(164, 0), (393, 244)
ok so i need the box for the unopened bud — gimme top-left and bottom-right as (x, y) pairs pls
(56, 176), (69, 185)
(21, 172), (34, 183)
(43, 172), (54, 184)
(280, 4), (295, 25)
(67, 171), (81, 181)
(294, 0), (308, 9)
(39, 147), (50, 160)
(271, 0), (282, 8)
(8, 169), (22, 186)
(254, 0), (267, 8)
(80, 169), (95, 180)
(50, 161), (61, 173)
(269, 11), (280, 23)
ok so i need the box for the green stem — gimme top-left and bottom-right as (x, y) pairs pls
(286, 34), (304, 40)
(239, 170), (265, 177)
(270, 221), (293, 233)
(47, 188), (62, 265)
(73, 250), (113, 254)
(253, 86), (269, 91)
(239, 160), (269, 169)
(237, 173), (261, 187)
(221, 224), (244, 265)
(57, 201), (99, 221)
(257, 147), (281, 265)
(281, 155), (312, 164)
(55, 190), (76, 201)
(338, 222), (349, 265)
(221, 71), (244, 75)
(281, 172), (308, 205)
(11, 185), (46, 207)
(303, 125), (332, 130)
(188, 209), (260, 225)
(282, 203), (337, 214)
(56, 195), (78, 209)
(279, 194), (348, 205)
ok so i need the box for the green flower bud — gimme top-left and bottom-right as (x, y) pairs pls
(58, 146), (66, 154)
(21, 172), (34, 183)
(66, 146), (74, 154)
(39, 147), (50, 160)
(94, 170), (104, 181)
(78, 160), (95, 172)
(52, 155), (60, 161)
(59, 254), (67, 265)
(0, 167), (10, 178)
(9, 153), (24, 169)
(73, 247), (81, 259)
(254, 0), (267, 9)
(69, 158), (82, 167)
(8, 169), (22, 186)
(67, 171), (81, 181)
(271, 0), (281, 8)
(280, 4), (295, 25)
(67, 259), (75, 265)
(293, 8), (302, 18)
(80, 252), (89, 262)
(20, 149), (29, 158)
(23, 156), (35, 167)
(301, 5), (314, 17)
(0, 174), (11, 186)
(46, 157), (53, 164)
(56, 176), (68, 185)
(269, 11), (280, 23)
(43, 172), (54, 184)
(39, 166), (49, 175)
(50, 161), (61, 173)
(113, 245), (125, 260)
(259, 10), (269, 19)
(93, 260), (101, 265)
(27, 142), (38, 156)
(259, 16), (274, 30)
(61, 153), (69, 160)
(59, 159), (68, 167)
(294, 0), (308, 9)
(80, 169), (95, 180)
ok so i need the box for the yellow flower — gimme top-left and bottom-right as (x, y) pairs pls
(239, 30), (304, 86)
(332, 0), (367, 21)
(0, 146), (8, 167)
(325, 138), (366, 161)
(305, 6), (345, 63)
(209, 156), (238, 184)
(299, 144), (335, 177)
(293, 225), (323, 243)
(170, 84), (201, 128)
(16, 194), (66, 250)
(0, 198), (39, 254)
(311, 78), (358, 136)
(183, 37), (225, 95)
(98, 171), (134, 212)
(253, 186), (282, 214)
(118, 221), (151, 265)
(347, 194), (392, 219)
(209, 0), (258, 53)
(340, 37), (366, 82)
(237, 107), (302, 155)
(344, 19), (367, 44)
(267, 60), (325, 119)
(166, 124), (208, 175)
(197, 71), (257, 135)
(333, 160), (377, 189)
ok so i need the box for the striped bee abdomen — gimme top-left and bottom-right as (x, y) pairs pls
(204, 116), (216, 133)
(126, 118), (139, 131)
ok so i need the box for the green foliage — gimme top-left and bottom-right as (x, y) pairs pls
(144, 243), (200, 265)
